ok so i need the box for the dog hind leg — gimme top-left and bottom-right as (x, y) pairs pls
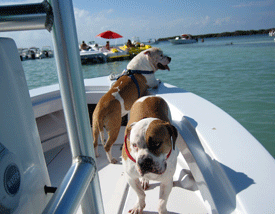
(99, 130), (106, 146)
(104, 111), (122, 164)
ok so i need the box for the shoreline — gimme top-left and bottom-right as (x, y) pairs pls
(158, 28), (274, 41)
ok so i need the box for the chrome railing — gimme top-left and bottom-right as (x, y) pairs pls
(0, 0), (53, 32)
(0, 1), (104, 213)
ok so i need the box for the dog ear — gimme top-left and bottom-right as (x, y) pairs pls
(165, 123), (178, 150)
(126, 122), (136, 140)
(144, 50), (151, 56)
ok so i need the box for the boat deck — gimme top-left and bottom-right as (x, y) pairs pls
(33, 76), (275, 214)
(45, 132), (209, 214)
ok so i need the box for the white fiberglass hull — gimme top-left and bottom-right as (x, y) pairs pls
(29, 76), (275, 214)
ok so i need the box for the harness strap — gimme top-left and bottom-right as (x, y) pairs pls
(128, 70), (154, 75)
(116, 69), (154, 98)
(129, 74), (140, 98)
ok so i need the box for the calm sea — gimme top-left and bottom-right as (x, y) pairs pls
(22, 35), (275, 157)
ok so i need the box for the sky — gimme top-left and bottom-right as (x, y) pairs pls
(1, 0), (275, 48)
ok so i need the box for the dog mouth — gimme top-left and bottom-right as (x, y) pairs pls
(157, 63), (170, 71)
(137, 160), (167, 176)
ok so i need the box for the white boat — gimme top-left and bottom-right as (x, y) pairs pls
(18, 48), (29, 61)
(80, 49), (106, 64)
(1, 1), (275, 214)
(169, 34), (198, 45)
(79, 42), (129, 63)
(145, 38), (159, 45)
(132, 36), (141, 45)
(28, 47), (42, 59)
(269, 30), (275, 37)
(40, 46), (54, 58)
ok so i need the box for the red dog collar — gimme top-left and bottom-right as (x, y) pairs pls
(124, 134), (172, 163)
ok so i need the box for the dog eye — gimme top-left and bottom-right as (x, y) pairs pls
(132, 143), (137, 148)
(149, 137), (162, 149)
(154, 142), (161, 148)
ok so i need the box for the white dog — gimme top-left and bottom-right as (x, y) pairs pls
(93, 48), (171, 163)
(122, 96), (178, 214)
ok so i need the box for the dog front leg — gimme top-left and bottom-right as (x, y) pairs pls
(141, 177), (149, 190)
(126, 175), (146, 214)
(158, 178), (173, 214)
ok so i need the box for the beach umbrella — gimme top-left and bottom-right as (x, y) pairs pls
(96, 30), (123, 39)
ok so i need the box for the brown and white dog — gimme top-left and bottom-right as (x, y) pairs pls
(122, 96), (178, 214)
(92, 48), (171, 163)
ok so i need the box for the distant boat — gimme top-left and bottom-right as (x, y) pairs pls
(169, 34), (198, 45)
(145, 38), (159, 45)
(40, 46), (54, 58)
(80, 49), (106, 64)
(269, 30), (275, 37)
(18, 48), (29, 61)
(28, 47), (40, 59)
(131, 36), (141, 46)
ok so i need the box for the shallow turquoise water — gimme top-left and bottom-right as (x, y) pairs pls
(22, 35), (275, 157)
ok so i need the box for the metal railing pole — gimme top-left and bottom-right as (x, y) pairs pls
(0, 0), (53, 32)
(49, 0), (104, 213)
(43, 157), (97, 213)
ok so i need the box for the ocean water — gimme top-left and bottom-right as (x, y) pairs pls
(22, 35), (275, 157)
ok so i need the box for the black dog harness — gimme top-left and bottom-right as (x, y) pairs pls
(117, 69), (154, 98)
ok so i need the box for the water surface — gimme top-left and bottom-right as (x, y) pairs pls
(22, 35), (275, 157)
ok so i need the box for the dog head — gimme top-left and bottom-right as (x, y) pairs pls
(144, 48), (171, 71)
(127, 48), (171, 72)
(126, 118), (177, 176)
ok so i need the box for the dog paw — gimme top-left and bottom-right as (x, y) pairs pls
(141, 178), (149, 190)
(128, 203), (145, 214)
(110, 158), (118, 164)
(95, 147), (99, 158)
(158, 204), (168, 214)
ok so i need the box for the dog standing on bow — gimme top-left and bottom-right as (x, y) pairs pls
(122, 96), (178, 214)
(92, 48), (171, 163)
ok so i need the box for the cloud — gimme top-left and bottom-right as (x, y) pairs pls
(74, 8), (127, 42)
(201, 16), (211, 26)
(214, 17), (231, 26)
(73, 7), (162, 43)
(107, 9), (114, 14)
(232, 0), (274, 8)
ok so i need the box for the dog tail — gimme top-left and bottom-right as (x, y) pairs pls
(92, 118), (99, 148)
(92, 114), (105, 148)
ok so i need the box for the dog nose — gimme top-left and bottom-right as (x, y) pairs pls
(138, 155), (153, 171)
(167, 57), (171, 62)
